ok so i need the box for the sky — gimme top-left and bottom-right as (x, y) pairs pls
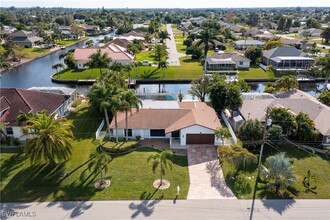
(1, 0), (330, 8)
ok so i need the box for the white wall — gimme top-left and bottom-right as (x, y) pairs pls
(236, 61), (250, 69)
(180, 125), (220, 145)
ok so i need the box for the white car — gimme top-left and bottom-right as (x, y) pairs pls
(140, 60), (153, 66)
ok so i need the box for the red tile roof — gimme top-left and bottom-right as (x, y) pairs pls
(0, 88), (70, 126)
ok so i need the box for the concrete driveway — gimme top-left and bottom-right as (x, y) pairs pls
(187, 145), (236, 200)
(165, 24), (186, 66)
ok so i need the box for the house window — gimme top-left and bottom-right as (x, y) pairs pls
(125, 129), (132, 137)
(239, 62), (243, 65)
(150, 129), (165, 137)
(6, 127), (14, 135)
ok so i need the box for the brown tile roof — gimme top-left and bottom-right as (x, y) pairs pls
(110, 102), (221, 133)
(103, 38), (132, 49)
(0, 88), (70, 126)
(73, 43), (134, 62)
(123, 31), (145, 38)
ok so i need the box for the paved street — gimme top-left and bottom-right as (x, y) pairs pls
(1, 199), (329, 219)
(165, 24), (186, 66)
(187, 146), (235, 199)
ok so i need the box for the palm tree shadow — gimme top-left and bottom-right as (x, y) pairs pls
(0, 203), (31, 220)
(261, 199), (296, 215)
(128, 188), (164, 219)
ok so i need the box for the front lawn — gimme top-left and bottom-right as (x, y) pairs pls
(52, 68), (102, 80)
(221, 144), (330, 199)
(23, 47), (51, 59)
(238, 66), (275, 79)
(135, 50), (158, 63)
(0, 103), (189, 202)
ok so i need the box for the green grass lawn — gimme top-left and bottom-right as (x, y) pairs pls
(135, 50), (158, 63)
(221, 144), (330, 199)
(176, 43), (186, 53)
(57, 40), (76, 46)
(238, 66), (275, 79)
(53, 68), (102, 80)
(23, 47), (51, 59)
(0, 103), (189, 202)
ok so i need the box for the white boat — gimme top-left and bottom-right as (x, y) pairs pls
(327, 84), (330, 91)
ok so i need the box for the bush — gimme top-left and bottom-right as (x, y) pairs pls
(12, 138), (20, 146)
(71, 98), (82, 108)
(101, 140), (140, 153)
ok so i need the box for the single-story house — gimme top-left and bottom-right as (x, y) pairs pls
(234, 40), (264, 50)
(0, 88), (73, 140)
(205, 52), (250, 74)
(248, 28), (264, 37)
(109, 101), (222, 148)
(27, 87), (77, 106)
(238, 90), (330, 146)
(262, 46), (314, 71)
(73, 43), (134, 69)
(7, 30), (43, 48)
(189, 16), (207, 26)
(299, 28), (322, 37)
(102, 38), (132, 50)
(83, 25), (100, 35)
(122, 31), (145, 41)
(281, 39), (314, 50)
(253, 32), (275, 41)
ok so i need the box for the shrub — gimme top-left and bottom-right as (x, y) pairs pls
(71, 98), (82, 108)
(12, 138), (20, 146)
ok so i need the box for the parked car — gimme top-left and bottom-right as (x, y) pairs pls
(140, 60), (153, 66)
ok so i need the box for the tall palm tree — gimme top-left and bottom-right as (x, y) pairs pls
(158, 60), (168, 77)
(119, 90), (142, 141)
(215, 127), (231, 146)
(52, 63), (65, 74)
(262, 153), (296, 194)
(88, 148), (111, 185)
(153, 44), (168, 62)
(85, 49), (111, 76)
(23, 112), (74, 166)
(87, 83), (114, 138)
(147, 150), (173, 186)
(16, 110), (33, 126)
(158, 30), (171, 44)
(195, 27), (218, 59)
(110, 94), (123, 143)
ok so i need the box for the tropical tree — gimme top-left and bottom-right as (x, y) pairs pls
(264, 40), (284, 50)
(158, 60), (168, 77)
(177, 90), (184, 102)
(267, 125), (283, 141)
(269, 107), (296, 136)
(225, 84), (243, 110)
(218, 144), (257, 169)
(16, 111), (33, 126)
(195, 27), (218, 59)
(188, 75), (211, 102)
(0, 61), (11, 71)
(23, 112), (74, 166)
(318, 90), (330, 106)
(321, 27), (330, 43)
(215, 127), (231, 146)
(110, 94), (123, 143)
(88, 148), (111, 186)
(87, 83), (114, 138)
(85, 49), (111, 75)
(147, 150), (173, 186)
(244, 46), (262, 64)
(85, 39), (94, 48)
(274, 76), (298, 92)
(119, 90), (142, 141)
(262, 153), (296, 194)
(153, 44), (168, 62)
(64, 53), (76, 69)
(238, 119), (264, 142)
(158, 30), (171, 44)
(52, 63), (65, 73)
(294, 112), (318, 141)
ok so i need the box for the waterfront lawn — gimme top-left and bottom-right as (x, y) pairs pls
(238, 66), (275, 79)
(23, 47), (51, 59)
(135, 50), (158, 63)
(53, 68), (102, 80)
(0, 103), (189, 202)
(57, 40), (76, 46)
(221, 144), (330, 199)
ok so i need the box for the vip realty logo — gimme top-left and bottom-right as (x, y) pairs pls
(1, 211), (36, 218)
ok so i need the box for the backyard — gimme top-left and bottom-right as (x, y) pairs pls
(221, 144), (330, 199)
(0, 103), (190, 202)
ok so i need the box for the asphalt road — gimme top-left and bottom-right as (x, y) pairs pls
(1, 199), (329, 219)
(165, 24), (186, 66)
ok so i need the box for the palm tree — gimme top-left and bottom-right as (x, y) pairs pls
(262, 153), (296, 194)
(0, 61), (12, 71)
(158, 30), (171, 44)
(158, 60), (168, 77)
(23, 112), (74, 166)
(195, 27), (218, 59)
(274, 76), (298, 92)
(84, 49), (111, 76)
(153, 44), (168, 62)
(215, 127), (231, 146)
(52, 63), (65, 74)
(110, 94), (123, 143)
(87, 83), (114, 138)
(88, 148), (111, 186)
(16, 111), (33, 126)
(218, 144), (257, 169)
(147, 150), (173, 186)
(119, 90), (142, 141)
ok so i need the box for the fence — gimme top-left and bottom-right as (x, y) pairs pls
(95, 119), (105, 139)
(221, 111), (237, 145)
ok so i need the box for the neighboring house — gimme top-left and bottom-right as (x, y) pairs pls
(205, 52), (250, 74)
(234, 40), (264, 50)
(102, 38), (132, 50)
(253, 32), (275, 41)
(189, 27), (203, 34)
(7, 30), (43, 48)
(192, 39), (225, 50)
(58, 26), (80, 39)
(133, 24), (149, 29)
(83, 25), (100, 35)
(122, 31), (145, 41)
(27, 87), (77, 106)
(73, 43), (134, 69)
(109, 101), (222, 148)
(262, 46), (314, 71)
(289, 27), (304, 33)
(248, 28), (264, 37)
(0, 88), (72, 140)
(239, 90), (330, 146)
(189, 16), (207, 26)
(281, 39), (314, 50)
(299, 28), (322, 37)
